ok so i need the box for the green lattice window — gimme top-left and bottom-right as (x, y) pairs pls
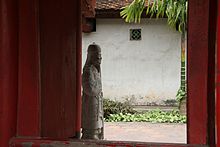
(130, 29), (141, 40)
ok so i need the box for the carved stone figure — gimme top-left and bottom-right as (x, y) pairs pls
(81, 43), (104, 140)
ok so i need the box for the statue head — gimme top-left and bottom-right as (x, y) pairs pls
(86, 43), (102, 68)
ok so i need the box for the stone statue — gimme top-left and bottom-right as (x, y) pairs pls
(81, 43), (104, 140)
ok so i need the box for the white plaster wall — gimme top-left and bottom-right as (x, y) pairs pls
(82, 18), (181, 105)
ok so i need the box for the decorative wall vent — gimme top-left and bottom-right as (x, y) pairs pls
(130, 29), (141, 40)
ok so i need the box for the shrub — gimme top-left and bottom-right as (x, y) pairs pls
(163, 99), (178, 106)
(103, 98), (136, 119)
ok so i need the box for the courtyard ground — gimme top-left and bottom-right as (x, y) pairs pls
(104, 122), (186, 143)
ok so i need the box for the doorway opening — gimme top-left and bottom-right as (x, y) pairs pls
(82, 0), (187, 143)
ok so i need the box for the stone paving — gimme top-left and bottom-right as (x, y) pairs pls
(104, 122), (186, 143)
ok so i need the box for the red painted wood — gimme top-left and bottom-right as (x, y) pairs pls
(0, 0), (18, 146)
(216, 0), (220, 146)
(82, 0), (96, 18)
(187, 0), (209, 144)
(1, 0), (215, 146)
(76, 0), (82, 138)
(17, 0), (41, 136)
(40, 0), (77, 138)
(10, 138), (209, 147)
(207, 0), (218, 146)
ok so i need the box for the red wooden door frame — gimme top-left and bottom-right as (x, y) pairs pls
(0, 0), (18, 146)
(17, 0), (41, 136)
(76, 0), (83, 138)
(187, 0), (209, 143)
(1, 0), (217, 146)
(16, 0), (82, 138)
(216, 0), (220, 146)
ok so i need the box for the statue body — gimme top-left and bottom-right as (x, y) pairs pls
(82, 43), (104, 139)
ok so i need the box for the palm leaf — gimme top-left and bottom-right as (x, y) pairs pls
(121, 0), (187, 33)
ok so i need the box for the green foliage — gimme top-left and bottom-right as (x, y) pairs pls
(120, 0), (145, 23)
(166, 0), (187, 33)
(176, 88), (186, 102)
(163, 99), (178, 106)
(120, 0), (188, 33)
(105, 109), (186, 123)
(103, 98), (136, 119)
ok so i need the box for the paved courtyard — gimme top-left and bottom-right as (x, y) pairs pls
(104, 122), (186, 143)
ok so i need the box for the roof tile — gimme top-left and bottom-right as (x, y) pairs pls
(96, 0), (134, 10)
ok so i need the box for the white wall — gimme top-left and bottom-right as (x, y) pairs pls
(82, 18), (181, 105)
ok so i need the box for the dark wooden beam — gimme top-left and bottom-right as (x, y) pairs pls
(82, 17), (96, 33)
